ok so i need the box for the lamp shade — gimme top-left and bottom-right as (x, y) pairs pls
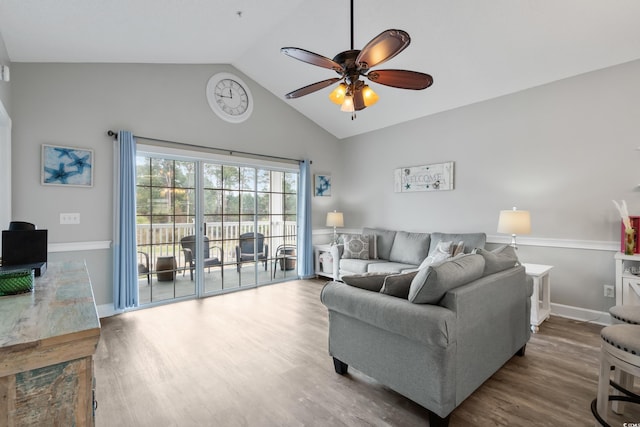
(329, 83), (347, 105)
(497, 208), (531, 235)
(326, 211), (344, 227)
(340, 95), (354, 112)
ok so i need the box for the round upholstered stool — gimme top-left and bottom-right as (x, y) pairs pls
(592, 324), (640, 426)
(610, 305), (640, 325)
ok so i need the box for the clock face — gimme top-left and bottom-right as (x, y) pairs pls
(206, 73), (253, 123)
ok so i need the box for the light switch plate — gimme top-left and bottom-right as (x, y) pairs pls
(0, 65), (9, 82)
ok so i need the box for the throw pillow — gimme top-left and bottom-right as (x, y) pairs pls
(342, 272), (387, 292)
(418, 241), (452, 270)
(343, 234), (370, 260)
(451, 241), (465, 257)
(380, 271), (418, 299)
(408, 254), (485, 304)
(473, 245), (519, 275)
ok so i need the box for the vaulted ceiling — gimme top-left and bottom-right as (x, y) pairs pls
(1, 0), (639, 139)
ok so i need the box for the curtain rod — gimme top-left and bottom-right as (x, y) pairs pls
(106, 130), (310, 165)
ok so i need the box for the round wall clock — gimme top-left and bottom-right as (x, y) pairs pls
(206, 72), (254, 123)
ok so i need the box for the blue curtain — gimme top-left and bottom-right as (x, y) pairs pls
(297, 160), (314, 278)
(113, 130), (138, 310)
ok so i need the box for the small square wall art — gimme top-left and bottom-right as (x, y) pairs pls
(41, 144), (94, 187)
(315, 174), (331, 197)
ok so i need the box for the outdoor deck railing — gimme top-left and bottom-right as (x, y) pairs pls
(136, 221), (297, 270)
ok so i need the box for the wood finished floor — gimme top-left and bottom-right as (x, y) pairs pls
(94, 278), (639, 426)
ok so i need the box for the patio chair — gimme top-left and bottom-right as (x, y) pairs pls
(273, 244), (296, 278)
(235, 232), (268, 272)
(180, 235), (222, 280)
(137, 251), (150, 284)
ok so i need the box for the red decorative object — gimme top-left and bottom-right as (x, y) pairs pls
(621, 216), (640, 254)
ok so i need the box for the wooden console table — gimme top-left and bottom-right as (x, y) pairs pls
(0, 261), (101, 426)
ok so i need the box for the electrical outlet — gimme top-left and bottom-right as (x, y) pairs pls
(604, 285), (615, 298)
(60, 213), (80, 225)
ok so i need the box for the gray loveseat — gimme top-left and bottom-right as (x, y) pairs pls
(320, 247), (532, 426)
(330, 227), (487, 280)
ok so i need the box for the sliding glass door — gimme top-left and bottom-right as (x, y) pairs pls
(136, 151), (298, 305)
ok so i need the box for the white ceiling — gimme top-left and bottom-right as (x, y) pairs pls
(1, 0), (640, 139)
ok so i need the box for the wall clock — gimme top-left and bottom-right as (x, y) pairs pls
(206, 72), (254, 123)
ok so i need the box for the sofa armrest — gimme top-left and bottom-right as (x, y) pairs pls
(438, 265), (531, 404)
(321, 281), (456, 348)
(330, 244), (343, 280)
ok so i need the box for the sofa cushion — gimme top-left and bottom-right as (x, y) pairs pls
(342, 272), (388, 292)
(429, 232), (486, 255)
(362, 228), (397, 260)
(367, 261), (419, 274)
(340, 258), (387, 275)
(409, 254), (486, 304)
(367, 234), (378, 259)
(388, 231), (431, 265)
(380, 271), (418, 299)
(343, 234), (370, 259)
(473, 245), (519, 276)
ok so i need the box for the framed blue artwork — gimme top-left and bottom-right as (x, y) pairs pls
(41, 144), (94, 187)
(315, 174), (331, 197)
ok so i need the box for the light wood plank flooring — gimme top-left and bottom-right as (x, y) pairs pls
(94, 278), (637, 426)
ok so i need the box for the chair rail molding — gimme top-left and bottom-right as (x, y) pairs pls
(49, 241), (112, 253)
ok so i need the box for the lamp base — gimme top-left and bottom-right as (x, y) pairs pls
(510, 234), (518, 250)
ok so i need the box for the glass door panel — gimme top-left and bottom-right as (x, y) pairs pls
(136, 156), (196, 305)
(137, 154), (298, 305)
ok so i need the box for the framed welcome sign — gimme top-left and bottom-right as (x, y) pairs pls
(394, 161), (454, 193)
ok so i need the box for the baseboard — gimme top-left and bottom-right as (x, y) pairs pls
(97, 303), (123, 318)
(551, 302), (611, 326)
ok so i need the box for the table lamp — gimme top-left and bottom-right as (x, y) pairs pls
(497, 207), (531, 249)
(326, 211), (344, 245)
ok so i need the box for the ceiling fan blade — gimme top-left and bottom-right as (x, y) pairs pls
(281, 47), (343, 72)
(367, 69), (433, 90)
(356, 30), (411, 70)
(285, 78), (341, 99)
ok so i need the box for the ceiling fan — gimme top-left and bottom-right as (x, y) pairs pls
(281, 0), (433, 119)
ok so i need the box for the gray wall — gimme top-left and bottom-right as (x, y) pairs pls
(0, 30), (11, 252)
(10, 59), (640, 315)
(10, 63), (342, 306)
(338, 59), (640, 314)
(0, 30), (9, 110)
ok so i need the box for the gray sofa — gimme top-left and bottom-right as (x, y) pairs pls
(330, 227), (487, 280)
(320, 247), (532, 426)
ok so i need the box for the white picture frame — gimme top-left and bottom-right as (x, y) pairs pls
(394, 161), (454, 192)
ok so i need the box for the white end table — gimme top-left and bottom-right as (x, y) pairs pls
(522, 263), (553, 332)
(314, 244), (334, 280)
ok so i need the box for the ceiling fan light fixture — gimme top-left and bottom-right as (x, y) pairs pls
(361, 85), (379, 107)
(329, 83), (347, 105)
(281, 0), (433, 120)
(340, 94), (355, 112)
